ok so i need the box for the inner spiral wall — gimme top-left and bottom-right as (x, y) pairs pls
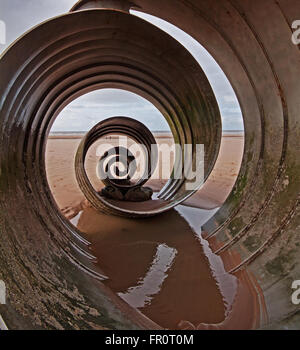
(75, 116), (161, 216)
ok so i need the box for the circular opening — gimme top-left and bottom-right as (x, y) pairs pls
(46, 88), (175, 220)
(45, 11), (245, 222)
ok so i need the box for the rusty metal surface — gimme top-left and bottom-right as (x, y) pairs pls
(0, 0), (299, 329)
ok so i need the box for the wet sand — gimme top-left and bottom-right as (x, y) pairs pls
(45, 133), (244, 214)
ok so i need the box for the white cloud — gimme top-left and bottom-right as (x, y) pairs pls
(51, 89), (170, 132)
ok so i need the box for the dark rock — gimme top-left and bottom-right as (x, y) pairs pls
(124, 187), (153, 202)
(100, 186), (124, 201)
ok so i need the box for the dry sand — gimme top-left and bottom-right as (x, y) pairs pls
(45, 133), (244, 215)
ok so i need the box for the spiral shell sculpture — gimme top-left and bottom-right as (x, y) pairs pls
(0, 0), (299, 330)
(75, 116), (160, 216)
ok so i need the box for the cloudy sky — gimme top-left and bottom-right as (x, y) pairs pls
(0, 0), (244, 131)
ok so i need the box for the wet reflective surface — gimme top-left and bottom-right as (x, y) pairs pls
(72, 205), (236, 329)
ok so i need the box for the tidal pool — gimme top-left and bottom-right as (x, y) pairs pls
(71, 205), (238, 329)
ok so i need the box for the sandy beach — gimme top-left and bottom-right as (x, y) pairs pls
(46, 132), (244, 216)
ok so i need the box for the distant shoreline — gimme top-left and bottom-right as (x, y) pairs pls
(49, 130), (244, 139)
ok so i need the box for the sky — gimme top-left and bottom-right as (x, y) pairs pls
(0, 0), (244, 131)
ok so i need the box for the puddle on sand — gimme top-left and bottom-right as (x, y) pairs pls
(72, 205), (236, 329)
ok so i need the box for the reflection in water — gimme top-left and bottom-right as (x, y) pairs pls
(176, 206), (237, 313)
(119, 244), (177, 309)
(73, 205), (234, 329)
